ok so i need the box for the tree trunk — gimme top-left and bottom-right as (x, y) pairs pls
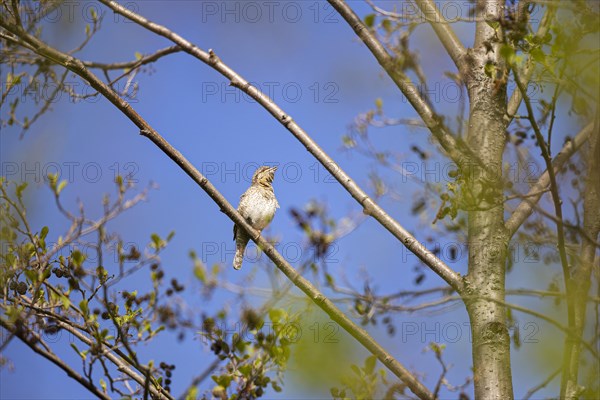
(463, 1), (514, 399)
(562, 125), (600, 399)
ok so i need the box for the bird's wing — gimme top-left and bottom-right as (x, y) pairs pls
(234, 190), (247, 241)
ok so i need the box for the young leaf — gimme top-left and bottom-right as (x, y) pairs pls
(365, 355), (377, 374)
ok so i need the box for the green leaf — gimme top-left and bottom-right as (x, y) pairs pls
(79, 299), (89, 315)
(47, 173), (58, 191)
(238, 364), (252, 377)
(194, 263), (206, 283)
(40, 268), (51, 281)
(382, 19), (392, 33)
(211, 374), (232, 388)
(269, 308), (287, 324)
(71, 343), (86, 360)
(364, 355), (377, 374)
(24, 269), (37, 283)
(185, 387), (198, 400)
(60, 294), (71, 311)
(57, 180), (67, 195)
(484, 62), (496, 78)
(530, 47), (545, 63)
(151, 233), (162, 249)
(342, 135), (356, 148)
(40, 226), (49, 240)
(272, 381), (282, 392)
(325, 273), (334, 287)
(71, 250), (84, 267)
(486, 20), (500, 30)
(16, 182), (28, 199)
(364, 14), (375, 28)
(499, 44), (516, 64)
(23, 242), (35, 258)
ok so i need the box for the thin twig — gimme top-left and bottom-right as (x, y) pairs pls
(513, 68), (575, 335)
(523, 367), (561, 400)
(506, 123), (594, 236)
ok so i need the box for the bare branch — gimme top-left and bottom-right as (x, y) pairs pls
(177, 359), (221, 400)
(413, 0), (467, 73)
(512, 70), (576, 371)
(506, 123), (594, 236)
(0, 320), (111, 400)
(82, 45), (181, 70)
(523, 367), (561, 400)
(475, 296), (599, 360)
(53, 318), (173, 399)
(327, 0), (466, 165)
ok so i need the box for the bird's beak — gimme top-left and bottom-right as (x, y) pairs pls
(270, 166), (278, 173)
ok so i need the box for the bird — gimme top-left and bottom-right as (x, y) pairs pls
(233, 165), (279, 270)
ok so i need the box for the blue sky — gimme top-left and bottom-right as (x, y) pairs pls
(1, 1), (587, 399)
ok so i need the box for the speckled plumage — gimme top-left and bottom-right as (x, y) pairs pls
(233, 166), (279, 270)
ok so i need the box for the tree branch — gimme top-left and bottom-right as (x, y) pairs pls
(475, 296), (598, 360)
(95, 0), (463, 292)
(0, 319), (112, 400)
(505, 122), (593, 236)
(0, 17), (435, 399)
(177, 359), (221, 400)
(512, 70), (575, 373)
(413, 0), (467, 73)
(52, 318), (172, 399)
(523, 367), (561, 400)
(561, 116), (600, 399)
(82, 45), (181, 70)
(327, 0), (466, 165)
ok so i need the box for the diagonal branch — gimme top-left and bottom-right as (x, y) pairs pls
(328, 0), (465, 165)
(0, 18), (435, 400)
(523, 367), (561, 400)
(96, 0), (463, 292)
(512, 67), (574, 325)
(82, 45), (181, 70)
(0, 319), (111, 400)
(505, 122), (593, 236)
(413, 0), (467, 73)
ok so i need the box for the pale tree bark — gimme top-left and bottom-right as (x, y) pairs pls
(463, 1), (513, 399)
(562, 122), (600, 399)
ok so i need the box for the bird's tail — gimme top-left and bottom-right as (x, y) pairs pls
(233, 227), (251, 270)
(233, 249), (244, 270)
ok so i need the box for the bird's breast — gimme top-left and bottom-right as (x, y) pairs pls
(240, 189), (278, 230)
